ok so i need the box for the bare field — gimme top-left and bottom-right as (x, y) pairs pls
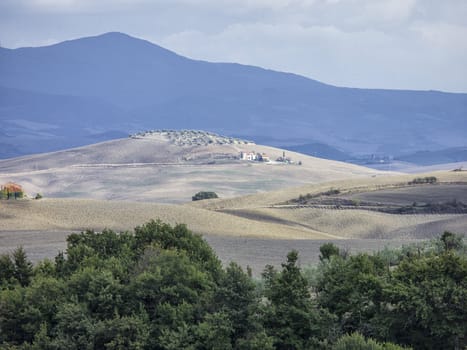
(220, 207), (467, 239)
(345, 183), (467, 205)
(0, 198), (333, 239)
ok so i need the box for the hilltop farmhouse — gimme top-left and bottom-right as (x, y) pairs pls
(240, 151), (296, 164)
(240, 151), (257, 161)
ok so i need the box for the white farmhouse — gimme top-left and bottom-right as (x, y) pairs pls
(240, 151), (257, 161)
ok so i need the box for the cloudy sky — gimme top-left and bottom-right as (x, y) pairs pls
(1, 0), (466, 92)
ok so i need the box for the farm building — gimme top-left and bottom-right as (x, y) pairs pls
(0, 182), (24, 199)
(257, 153), (270, 162)
(240, 151), (257, 161)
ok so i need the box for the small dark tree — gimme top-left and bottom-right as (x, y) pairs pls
(0, 254), (15, 285)
(12, 246), (33, 287)
(263, 251), (325, 349)
(319, 243), (340, 261)
(192, 191), (219, 201)
(440, 231), (463, 251)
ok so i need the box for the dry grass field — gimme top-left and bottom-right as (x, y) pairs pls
(223, 207), (467, 239)
(0, 198), (330, 239)
(190, 170), (467, 210)
(0, 134), (383, 203)
(1, 171), (466, 270)
(1, 134), (466, 272)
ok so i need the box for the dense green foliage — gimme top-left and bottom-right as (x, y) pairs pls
(334, 333), (409, 350)
(0, 188), (24, 199)
(192, 191), (219, 201)
(0, 222), (465, 349)
(291, 188), (341, 204)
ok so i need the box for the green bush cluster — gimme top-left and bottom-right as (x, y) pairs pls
(192, 191), (219, 201)
(386, 199), (467, 214)
(0, 188), (24, 200)
(294, 189), (340, 204)
(408, 176), (437, 185)
(1, 222), (465, 349)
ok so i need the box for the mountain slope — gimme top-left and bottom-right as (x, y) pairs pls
(396, 147), (467, 165)
(1, 32), (466, 158)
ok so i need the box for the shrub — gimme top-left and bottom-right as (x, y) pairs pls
(334, 333), (410, 349)
(408, 176), (437, 185)
(192, 191), (219, 201)
(319, 243), (340, 261)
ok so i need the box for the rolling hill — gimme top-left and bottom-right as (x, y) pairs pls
(1, 168), (466, 272)
(1, 32), (466, 159)
(0, 130), (383, 203)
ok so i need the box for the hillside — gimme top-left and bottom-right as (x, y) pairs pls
(0, 131), (382, 203)
(1, 171), (466, 270)
(1, 32), (466, 159)
(189, 170), (467, 240)
(396, 147), (467, 165)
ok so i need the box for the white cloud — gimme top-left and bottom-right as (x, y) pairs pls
(363, 0), (417, 21)
(412, 21), (467, 49)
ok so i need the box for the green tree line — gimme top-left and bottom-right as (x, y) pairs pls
(0, 221), (465, 349)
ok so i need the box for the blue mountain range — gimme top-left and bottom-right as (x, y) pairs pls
(1, 32), (466, 161)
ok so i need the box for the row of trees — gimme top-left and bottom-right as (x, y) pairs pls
(408, 176), (437, 185)
(0, 222), (465, 349)
(0, 188), (24, 200)
(192, 191), (219, 201)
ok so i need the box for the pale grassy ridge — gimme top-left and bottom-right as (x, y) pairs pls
(1, 170), (466, 242)
(232, 207), (465, 239)
(188, 171), (467, 239)
(0, 199), (332, 239)
(0, 136), (383, 203)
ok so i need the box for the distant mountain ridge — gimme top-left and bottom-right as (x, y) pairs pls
(396, 147), (467, 166)
(1, 32), (466, 159)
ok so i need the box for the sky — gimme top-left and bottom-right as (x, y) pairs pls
(1, 0), (466, 93)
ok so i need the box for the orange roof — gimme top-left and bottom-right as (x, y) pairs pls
(2, 182), (23, 192)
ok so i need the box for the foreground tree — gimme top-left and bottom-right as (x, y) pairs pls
(315, 253), (388, 337)
(0, 224), (465, 350)
(384, 250), (467, 349)
(334, 332), (410, 350)
(262, 250), (333, 349)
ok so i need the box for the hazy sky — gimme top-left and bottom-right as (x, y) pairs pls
(1, 0), (466, 92)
